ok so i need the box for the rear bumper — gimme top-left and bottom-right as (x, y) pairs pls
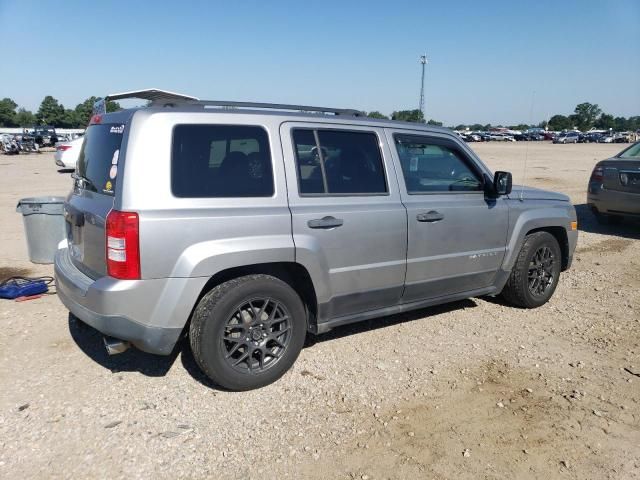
(54, 248), (204, 355)
(588, 186), (640, 216)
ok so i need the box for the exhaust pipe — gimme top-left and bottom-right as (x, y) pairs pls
(103, 336), (130, 355)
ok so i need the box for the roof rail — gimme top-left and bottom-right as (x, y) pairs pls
(186, 100), (363, 116)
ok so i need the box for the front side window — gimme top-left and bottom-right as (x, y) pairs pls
(292, 129), (387, 195)
(172, 125), (273, 198)
(394, 135), (483, 193)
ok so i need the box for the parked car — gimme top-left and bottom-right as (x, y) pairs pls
(461, 133), (481, 142)
(553, 132), (579, 144)
(586, 132), (603, 143)
(54, 89), (578, 391)
(473, 131), (491, 142)
(588, 142), (640, 224)
(488, 132), (515, 142)
(54, 136), (84, 169)
(29, 126), (58, 147)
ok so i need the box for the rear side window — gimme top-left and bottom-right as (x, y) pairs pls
(76, 124), (124, 195)
(172, 125), (273, 198)
(394, 134), (483, 193)
(292, 129), (387, 195)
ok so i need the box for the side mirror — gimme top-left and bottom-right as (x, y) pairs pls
(493, 171), (512, 196)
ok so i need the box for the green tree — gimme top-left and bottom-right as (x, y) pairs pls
(74, 96), (121, 126)
(366, 111), (387, 119)
(614, 116), (628, 131)
(573, 102), (602, 131)
(106, 100), (121, 113)
(470, 124), (484, 131)
(36, 96), (65, 125)
(547, 114), (571, 131)
(0, 97), (18, 127)
(391, 109), (425, 123)
(595, 113), (615, 130)
(426, 119), (443, 126)
(15, 108), (36, 127)
(627, 116), (640, 131)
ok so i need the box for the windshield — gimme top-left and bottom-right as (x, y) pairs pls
(76, 123), (124, 195)
(619, 143), (640, 158)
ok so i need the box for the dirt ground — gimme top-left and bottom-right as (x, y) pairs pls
(0, 142), (638, 480)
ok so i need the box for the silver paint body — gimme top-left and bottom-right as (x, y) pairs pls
(54, 106), (578, 354)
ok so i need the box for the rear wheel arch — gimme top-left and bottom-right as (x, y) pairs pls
(193, 262), (318, 330)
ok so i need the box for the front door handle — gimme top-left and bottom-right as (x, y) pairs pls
(416, 210), (444, 223)
(308, 216), (344, 229)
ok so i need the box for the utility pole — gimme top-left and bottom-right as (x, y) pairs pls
(418, 54), (427, 117)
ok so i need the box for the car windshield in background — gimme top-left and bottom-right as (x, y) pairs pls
(619, 143), (640, 158)
(76, 124), (124, 196)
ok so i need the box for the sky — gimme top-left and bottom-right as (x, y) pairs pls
(1, 0), (639, 125)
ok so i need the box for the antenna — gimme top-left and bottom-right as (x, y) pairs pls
(418, 55), (427, 116)
(520, 91), (536, 200)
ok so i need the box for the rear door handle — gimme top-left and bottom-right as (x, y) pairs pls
(307, 216), (344, 229)
(416, 210), (444, 222)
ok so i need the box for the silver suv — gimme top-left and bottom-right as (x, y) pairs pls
(55, 89), (578, 390)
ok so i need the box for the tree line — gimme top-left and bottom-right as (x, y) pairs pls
(367, 102), (639, 132)
(0, 96), (121, 128)
(1, 96), (637, 132)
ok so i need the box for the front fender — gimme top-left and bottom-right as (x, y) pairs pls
(502, 202), (576, 272)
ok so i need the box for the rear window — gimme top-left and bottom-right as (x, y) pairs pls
(171, 125), (274, 197)
(619, 143), (640, 158)
(76, 123), (125, 196)
(292, 129), (387, 195)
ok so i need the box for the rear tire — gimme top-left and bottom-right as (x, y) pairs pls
(189, 274), (307, 391)
(501, 232), (562, 308)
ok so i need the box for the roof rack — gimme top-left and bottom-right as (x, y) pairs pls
(186, 100), (363, 117)
(102, 89), (363, 116)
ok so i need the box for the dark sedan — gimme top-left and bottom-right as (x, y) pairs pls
(587, 142), (640, 223)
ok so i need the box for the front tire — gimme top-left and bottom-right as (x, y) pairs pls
(189, 274), (307, 391)
(501, 232), (562, 308)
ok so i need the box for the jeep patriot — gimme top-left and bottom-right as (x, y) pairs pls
(54, 89), (578, 390)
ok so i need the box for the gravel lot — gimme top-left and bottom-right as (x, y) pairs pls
(0, 143), (638, 479)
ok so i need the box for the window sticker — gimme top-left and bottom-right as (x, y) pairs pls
(111, 149), (119, 165)
(110, 125), (124, 134)
(410, 157), (418, 172)
(109, 165), (117, 179)
(104, 180), (113, 193)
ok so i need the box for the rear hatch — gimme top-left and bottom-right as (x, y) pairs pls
(65, 120), (126, 278)
(601, 159), (640, 194)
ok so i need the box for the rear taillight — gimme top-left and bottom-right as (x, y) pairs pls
(56, 145), (72, 151)
(590, 166), (604, 183)
(106, 210), (140, 280)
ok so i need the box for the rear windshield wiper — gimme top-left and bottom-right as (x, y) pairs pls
(71, 172), (98, 192)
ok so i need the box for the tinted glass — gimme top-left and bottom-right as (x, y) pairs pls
(619, 143), (640, 158)
(292, 129), (387, 195)
(76, 123), (124, 195)
(394, 135), (483, 193)
(292, 129), (324, 194)
(172, 125), (273, 198)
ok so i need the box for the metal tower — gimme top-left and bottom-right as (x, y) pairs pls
(418, 55), (427, 115)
